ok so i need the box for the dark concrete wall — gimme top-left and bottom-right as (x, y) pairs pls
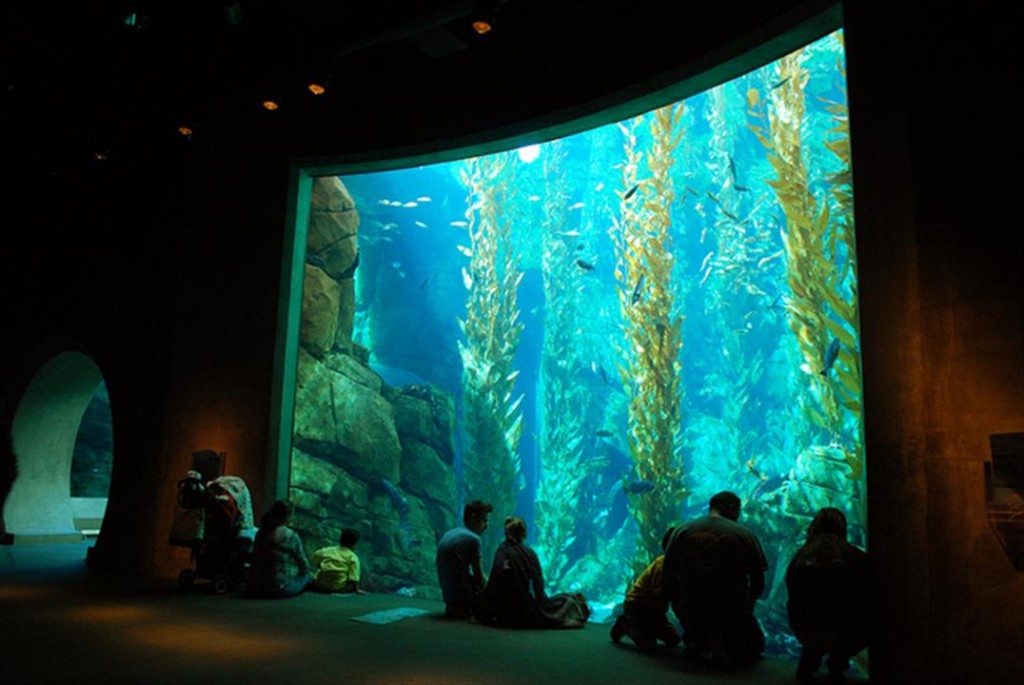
(1, 1), (1021, 682)
(845, 2), (1024, 683)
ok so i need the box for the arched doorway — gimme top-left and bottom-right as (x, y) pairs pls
(4, 351), (112, 542)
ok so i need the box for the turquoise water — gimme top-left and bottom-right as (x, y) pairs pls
(293, 31), (864, 662)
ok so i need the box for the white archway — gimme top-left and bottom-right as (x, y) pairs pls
(5, 351), (108, 541)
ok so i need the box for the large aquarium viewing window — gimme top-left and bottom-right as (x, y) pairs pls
(288, 31), (863, 661)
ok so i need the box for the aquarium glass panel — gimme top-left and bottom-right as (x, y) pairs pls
(70, 382), (113, 498)
(289, 31), (864, 663)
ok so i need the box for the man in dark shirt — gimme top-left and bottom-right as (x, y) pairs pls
(662, 490), (768, 666)
(435, 499), (492, 618)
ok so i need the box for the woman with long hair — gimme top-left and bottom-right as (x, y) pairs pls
(786, 507), (869, 684)
(477, 516), (589, 629)
(246, 500), (312, 598)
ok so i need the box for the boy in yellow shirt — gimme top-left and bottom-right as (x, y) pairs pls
(311, 528), (363, 593)
(610, 554), (680, 651)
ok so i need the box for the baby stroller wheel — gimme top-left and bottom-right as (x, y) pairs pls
(213, 573), (231, 594)
(178, 569), (196, 590)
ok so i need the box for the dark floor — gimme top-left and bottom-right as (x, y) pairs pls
(1, 542), (862, 685)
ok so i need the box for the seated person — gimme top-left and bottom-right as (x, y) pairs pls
(436, 499), (492, 618)
(311, 528), (363, 593)
(246, 500), (312, 599)
(476, 516), (589, 629)
(610, 554), (680, 651)
(786, 507), (869, 685)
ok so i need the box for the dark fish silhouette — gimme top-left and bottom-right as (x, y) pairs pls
(382, 478), (411, 515)
(611, 479), (656, 496)
(623, 184), (639, 200)
(595, 429), (614, 438)
(382, 478), (413, 548)
(419, 276), (430, 290)
(820, 338), (841, 376)
(734, 184), (750, 192)
(306, 253), (329, 271)
(752, 475), (786, 500)
(630, 275), (645, 305)
(576, 258), (596, 271)
(338, 251), (360, 279)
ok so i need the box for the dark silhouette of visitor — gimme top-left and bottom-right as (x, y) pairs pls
(662, 490), (767, 666)
(246, 500), (312, 598)
(475, 516), (589, 628)
(609, 554), (681, 651)
(0, 408), (16, 545)
(786, 507), (869, 684)
(436, 499), (492, 618)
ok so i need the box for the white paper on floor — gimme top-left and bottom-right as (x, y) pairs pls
(350, 607), (430, 624)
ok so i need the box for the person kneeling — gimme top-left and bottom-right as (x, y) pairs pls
(610, 554), (680, 651)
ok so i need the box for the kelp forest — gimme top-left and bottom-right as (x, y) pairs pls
(292, 30), (862, 660)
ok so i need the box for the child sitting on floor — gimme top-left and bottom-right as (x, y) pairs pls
(311, 528), (364, 594)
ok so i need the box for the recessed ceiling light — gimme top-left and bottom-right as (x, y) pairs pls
(262, 100), (280, 111)
(307, 83), (326, 96)
(470, 0), (498, 35)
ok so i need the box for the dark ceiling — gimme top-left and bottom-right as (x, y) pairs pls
(2, 1), (841, 181)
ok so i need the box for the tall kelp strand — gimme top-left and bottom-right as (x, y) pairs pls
(693, 85), (772, 502)
(457, 152), (525, 565)
(750, 43), (863, 482)
(749, 51), (831, 423)
(535, 141), (588, 587)
(611, 105), (686, 571)
(818, 35), (866, 514)
(747, 40), (866, 623)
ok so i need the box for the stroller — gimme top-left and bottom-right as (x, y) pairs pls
(169, 452), (255, 594)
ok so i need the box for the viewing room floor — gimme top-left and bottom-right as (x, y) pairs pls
(1, 542), (867, 684)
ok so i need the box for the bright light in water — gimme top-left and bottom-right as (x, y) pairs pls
(517, 144), (540, 163)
